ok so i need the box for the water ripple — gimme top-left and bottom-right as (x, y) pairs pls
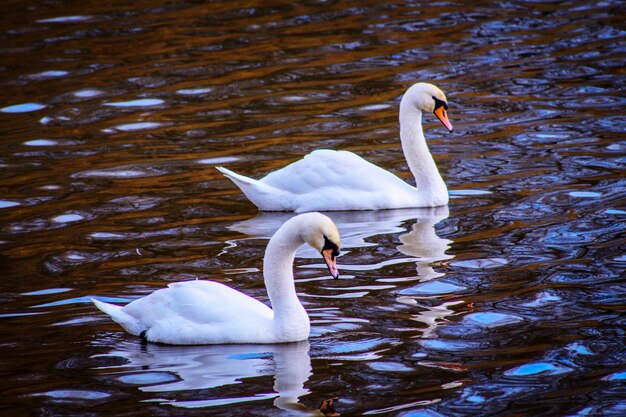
(505, 361), (573, 377)
(72, 166), (168, 179)
(104, 98), (164, 107)
(32, 389), (110, 401)
(1, 102), (46, 113)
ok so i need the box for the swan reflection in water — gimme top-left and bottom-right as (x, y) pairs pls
(227, 206), (451, 265)
(94, 340), (315, 413)
(395, 205), (453, 281)
(388, 206), (460, 338)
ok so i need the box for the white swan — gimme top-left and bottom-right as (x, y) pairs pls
(217, 82), (453, 212)
(92, 212), (341, 345)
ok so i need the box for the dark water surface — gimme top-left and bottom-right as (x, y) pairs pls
(1, 1), (624, 416)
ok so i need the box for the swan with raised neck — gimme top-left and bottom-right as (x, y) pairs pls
(217, 82), (453, 212)
(92, 212), (341, 345)
(399, 82), (451, 207)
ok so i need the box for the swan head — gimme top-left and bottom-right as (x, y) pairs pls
(294, 212), (341, 279)
(403, 82), (453, 132)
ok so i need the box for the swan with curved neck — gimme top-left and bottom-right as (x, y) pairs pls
(92, 212), (341, 345)
(217, 82), (453, 212)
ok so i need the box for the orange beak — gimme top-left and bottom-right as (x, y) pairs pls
(322, 248), (339, 279)
(434, 106), (453, 132)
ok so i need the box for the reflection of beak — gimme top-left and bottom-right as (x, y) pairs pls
(321, 249), (339, 279)
(434, 106), (453, 132)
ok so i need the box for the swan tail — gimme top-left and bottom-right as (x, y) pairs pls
(216, 166), (290, 211)
(91, 298), (142, 336)
(216, 166), (259, 188)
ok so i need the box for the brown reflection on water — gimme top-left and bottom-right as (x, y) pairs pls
(1, 1), (625, 416)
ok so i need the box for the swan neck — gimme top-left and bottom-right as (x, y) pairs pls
(263, 223), (308, 323)
(399, 105), (447, 199)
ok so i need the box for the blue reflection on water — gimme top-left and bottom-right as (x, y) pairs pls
(103, 122), (164, 132)
(23, 139), (58, 146)
(505, 361), (573, 377)
(400, 280), (466, 295)
(1, 103), (46, 113)
(21, 288), (72, 296)
(118, 372), (178, 385)
(604, 371), (626, 381)
(569, 191), (601, 198)
(36, 15), (92, 23)
(33, 389), (110, 400)
(418, 339), (481, 351)
(463, 312), (524, 327)
(0, 200), (21, 209)
(104, 98), (164, 107)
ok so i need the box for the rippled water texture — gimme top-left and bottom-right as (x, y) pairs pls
(1, 1), (625, 416)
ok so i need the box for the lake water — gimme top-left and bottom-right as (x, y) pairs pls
(1, 1), (624, 416)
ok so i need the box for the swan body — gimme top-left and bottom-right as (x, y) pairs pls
(217, 82), (453, 212)
(92, 212), (341, 345)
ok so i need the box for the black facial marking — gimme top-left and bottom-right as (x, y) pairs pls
(432, 95), (448, 111)
(140, 330), (148, 342)
(323, 235), (340, 258)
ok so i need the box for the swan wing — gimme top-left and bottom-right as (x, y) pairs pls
(95, 280), (274, 344)
(259, 149), (420, 211)
(261, 149), (415, 194)
(123, 280), (273, 326)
